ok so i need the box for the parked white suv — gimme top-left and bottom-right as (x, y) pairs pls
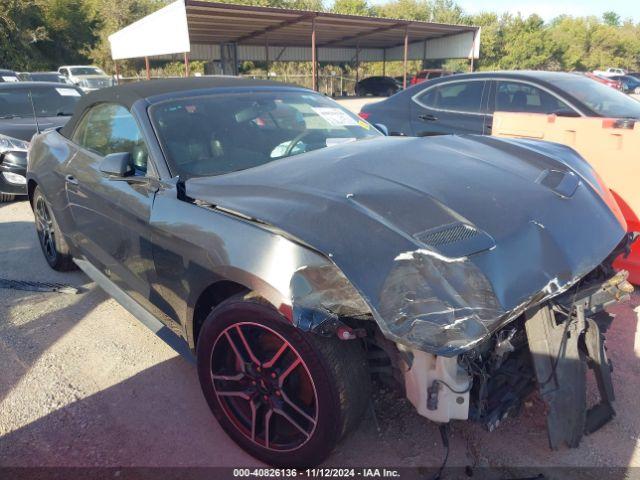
(58, 65), (113, 92)
(593, 67), (627, 77)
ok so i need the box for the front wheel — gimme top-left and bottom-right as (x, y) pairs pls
(196, 295), (370, 467)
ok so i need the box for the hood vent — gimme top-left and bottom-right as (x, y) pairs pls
(414, 223), (495, 258)
(538, 169), (580, 198)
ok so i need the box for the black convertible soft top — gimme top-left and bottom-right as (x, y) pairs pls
(60, 76), (295, 138)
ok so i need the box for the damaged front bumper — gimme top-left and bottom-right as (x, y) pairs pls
(525, 270), (633, 448)
(399, 270), (633, 449)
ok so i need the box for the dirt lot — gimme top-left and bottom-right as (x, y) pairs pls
(1, 198), (640, 479)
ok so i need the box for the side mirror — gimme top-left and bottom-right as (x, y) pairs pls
(373, 123), (389, 136)
(99, 152), (133, 177)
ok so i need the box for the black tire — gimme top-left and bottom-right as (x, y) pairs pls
(32, 186), (76, 271)
(0, 193), (15, 202)
(196, 294), (370, 467)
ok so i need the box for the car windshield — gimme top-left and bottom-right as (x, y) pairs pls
(622, 76), (640, 87)
(555, 75), (640, 118)
(31, 73), (65, 82)
(150, 90), (380, 178)
(70, 67), (104, 76)
(0, 72), (19, 82)
(0, 86), (82, 118)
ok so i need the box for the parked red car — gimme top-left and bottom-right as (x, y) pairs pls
(584, 72), (623, 91)
(410, 69), (454, 85)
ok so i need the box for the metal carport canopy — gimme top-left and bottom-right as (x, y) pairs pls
(108, 0), (480, 88)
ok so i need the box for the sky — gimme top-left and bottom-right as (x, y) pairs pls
(372, 0), (640, 22)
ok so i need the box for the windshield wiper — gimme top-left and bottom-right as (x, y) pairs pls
(56, 111), (73, 116)
(0, 114), (19, 119)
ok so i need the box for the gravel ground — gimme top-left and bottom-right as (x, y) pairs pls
(1, 198), (639, 479)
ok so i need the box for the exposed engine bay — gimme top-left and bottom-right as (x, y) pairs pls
(393, 266), (634, 449)
(183, 133), (637, 449)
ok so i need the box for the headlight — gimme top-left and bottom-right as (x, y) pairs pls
(0, 134), (29, 153)
(2, 172), (26, 185)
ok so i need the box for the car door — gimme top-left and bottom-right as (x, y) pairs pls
(484, 80), (579, 133)
(410, 79), (488, 136)
(65, 103), (168, 320)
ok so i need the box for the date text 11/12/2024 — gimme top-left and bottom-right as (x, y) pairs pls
(233, 468), (401, 477)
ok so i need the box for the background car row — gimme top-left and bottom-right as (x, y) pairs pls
(359, 71), (640, 136)
(0, 65), (114, 92)
(0, 82), (84, 201)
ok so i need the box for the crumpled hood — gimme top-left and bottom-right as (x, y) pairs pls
(186, 135), (626, 354)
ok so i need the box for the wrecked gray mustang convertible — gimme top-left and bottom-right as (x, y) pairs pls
(27, 78), (634, 467)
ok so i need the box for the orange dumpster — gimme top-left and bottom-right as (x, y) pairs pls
(492, 112), (640, 284)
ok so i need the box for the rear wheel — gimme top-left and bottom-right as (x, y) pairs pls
(0, 193), (15, 202)
(33, 186), (76, 271)
(196, 295), (370, 467)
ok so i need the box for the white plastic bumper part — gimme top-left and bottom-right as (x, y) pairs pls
(402, 349), (471, 423)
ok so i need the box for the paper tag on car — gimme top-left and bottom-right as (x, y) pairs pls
(56, 88), (81, 97)
(312, 107), (358, 127)
(326, 138), (356, 147)
(2, 76), (18, 82)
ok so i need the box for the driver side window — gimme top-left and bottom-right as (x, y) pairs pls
(72, 103), (149, 174)
(494, 81), (573, 114)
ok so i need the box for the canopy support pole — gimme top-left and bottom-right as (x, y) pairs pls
(402, 26), (409, 89)
(469, 33), (475, 72)
(265, 36), (270, 77)
(422, 38), (427, 68)
(382, 49), (386, 76)
(114, 61), (120, 85)
(311, 16), (317, 91)
(355, 43), (360, 85)
(184, 52), (190, 77)
(145, 57), (150, 80)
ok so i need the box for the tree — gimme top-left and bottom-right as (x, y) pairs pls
(84, 0), (167, 74)
(36, 0), (98, 67)
(0, 0), (48, 70)
(332, 0), (372, 16)
(1, 0), (639, 78)
(602, 11), (620, 27)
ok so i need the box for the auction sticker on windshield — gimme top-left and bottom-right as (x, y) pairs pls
(312, 107), (359, 127)
(56, 88), (81, 96)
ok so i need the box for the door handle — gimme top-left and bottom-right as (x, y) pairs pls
(65, 174), (78, 185)
(418, 114), (438, 122)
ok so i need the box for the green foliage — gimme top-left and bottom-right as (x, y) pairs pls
(332, 0), (373, 16)
(602, 11), (620, 27)
(35, 0), (98, 67)
(0, 0), (49, 70)
(1, 0), (640, 77)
